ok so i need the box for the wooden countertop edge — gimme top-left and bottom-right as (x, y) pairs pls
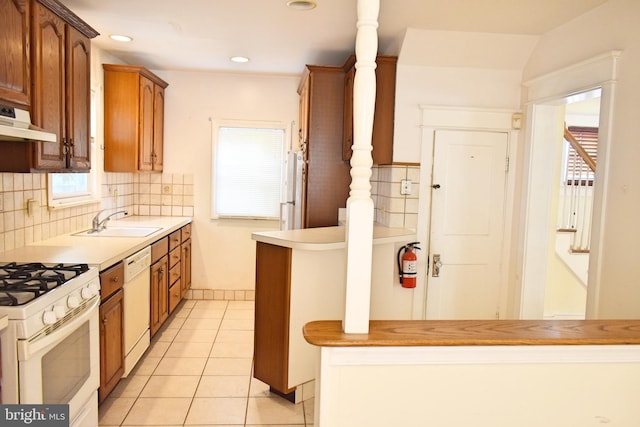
(303, 320), (640, 347)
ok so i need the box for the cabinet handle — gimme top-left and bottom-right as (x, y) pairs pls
(111, 277), (119, 283)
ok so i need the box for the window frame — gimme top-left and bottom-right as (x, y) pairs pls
(210, 120), (287, 220)
(47, 89), (99, 209)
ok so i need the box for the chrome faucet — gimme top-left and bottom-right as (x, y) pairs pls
(91, 209), (128, 232)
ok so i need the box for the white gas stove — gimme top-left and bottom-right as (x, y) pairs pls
(0, 262), (100, 427)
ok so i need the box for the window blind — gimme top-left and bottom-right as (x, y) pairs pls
(213, 126), (284, 218)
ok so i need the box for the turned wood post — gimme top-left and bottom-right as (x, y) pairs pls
(343, 0), (378, 333)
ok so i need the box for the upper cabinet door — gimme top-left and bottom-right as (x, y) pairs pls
(138, 75), (155, 171)
(152, 84), (165, 171)
(0, 0), (31, 108)
(66, 26), (91, 170)
(31, 1), (66, 170)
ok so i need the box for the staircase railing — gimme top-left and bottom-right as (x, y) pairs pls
(557, 126), (597, 253)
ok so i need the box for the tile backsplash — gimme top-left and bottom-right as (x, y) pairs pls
(0, 164), (415, 252)
(371, 165), (420, 230)
(100, 172), (194, 217)
(0, 172), (194, 252)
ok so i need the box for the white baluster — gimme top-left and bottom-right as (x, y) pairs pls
(343, 0), (379, 334)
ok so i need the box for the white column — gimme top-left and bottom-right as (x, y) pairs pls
(343, 0), (379, 333)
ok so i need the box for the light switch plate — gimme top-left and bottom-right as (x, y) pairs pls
(400, 179), (412, 195)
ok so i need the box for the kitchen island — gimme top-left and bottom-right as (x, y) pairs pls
(304, 319), (640, 426)
(251, 225), (416, 402)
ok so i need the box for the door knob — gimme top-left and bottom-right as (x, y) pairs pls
(432, 254), (443, 277)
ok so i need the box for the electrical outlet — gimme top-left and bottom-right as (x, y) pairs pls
(400, 179), (412, 195)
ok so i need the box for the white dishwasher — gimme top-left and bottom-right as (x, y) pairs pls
(122, 246), (151, 377)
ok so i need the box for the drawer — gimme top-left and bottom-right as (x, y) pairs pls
(169, 246), (181, 267)
(169, 230), (181, 251)
(181, 223), (192, 242)
(169, 262), (181, 286)
(100, 261), (124, 300)
(169, 280), (182, 313)
(151, 237), (168, 264)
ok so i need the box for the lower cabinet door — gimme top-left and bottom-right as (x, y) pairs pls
(169, 279), (182, 314)
(150, 256), (169, 337)
(99, 288), (124, 403)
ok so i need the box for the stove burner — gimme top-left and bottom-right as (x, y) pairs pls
(0, 262), (89, 306)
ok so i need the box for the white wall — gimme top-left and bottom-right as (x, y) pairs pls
(154, 70), (300, 292)
(522, 0), (640, 318)
(392, 29), (537, 162)
(315, 345), (640, 426)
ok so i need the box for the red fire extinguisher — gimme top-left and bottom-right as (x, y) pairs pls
(397, 242), (420, 288)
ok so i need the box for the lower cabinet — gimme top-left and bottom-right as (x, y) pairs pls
(168, 230), (181, 314)
(149, 223), (192, 337)
(180, 233), (191, 297)
(150, 251), (169, 338)
(99, 261), (125, 403)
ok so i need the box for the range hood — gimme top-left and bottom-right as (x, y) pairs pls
(0, 105), (57, 143)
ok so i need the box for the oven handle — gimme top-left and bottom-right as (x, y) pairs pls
(17, 296), (100, 361)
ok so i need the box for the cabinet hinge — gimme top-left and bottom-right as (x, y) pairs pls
(505, 156), (510, 173)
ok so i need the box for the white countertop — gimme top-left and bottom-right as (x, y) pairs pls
(0, 216), (192, 270)
(252, 225), (416, 251)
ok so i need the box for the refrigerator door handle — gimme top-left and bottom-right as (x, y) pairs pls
(279, 201), (296, 230)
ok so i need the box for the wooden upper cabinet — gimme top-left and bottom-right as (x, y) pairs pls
(297, 74), (310, 151)
(0, 0), (31, 108)
(297, 66), (350, 229)
(342, 55), (397, 165)
(103, 64), (168, 172)
(31, 1), (66, 170)
(65, 25), (91, 170)
(0, 0), (97, 172)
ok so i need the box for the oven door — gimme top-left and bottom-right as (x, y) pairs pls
(17, 295), (100, 427)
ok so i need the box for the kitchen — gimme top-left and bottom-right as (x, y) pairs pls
(1, 0), (640, 426)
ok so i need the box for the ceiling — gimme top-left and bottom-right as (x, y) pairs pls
(60, 0), (609, 75)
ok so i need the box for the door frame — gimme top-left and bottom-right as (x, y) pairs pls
(519, 51), (620, 319)
(414, 106), (520, 319)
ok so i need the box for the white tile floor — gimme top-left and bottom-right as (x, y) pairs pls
(99, 299), (314, 426)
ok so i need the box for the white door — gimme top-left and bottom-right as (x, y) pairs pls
(426, 130), (508, 319)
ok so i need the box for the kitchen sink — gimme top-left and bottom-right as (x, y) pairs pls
(72, 226), (161, 238)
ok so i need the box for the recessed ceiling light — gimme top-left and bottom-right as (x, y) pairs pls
(230, 56), (250, 63)
(286, 1), (317, 11)
(109, 34), (132, 42)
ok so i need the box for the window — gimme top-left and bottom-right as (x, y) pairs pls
(563, 126), (598, 186)
(48, 90), (98, 208)
(212, 124), (285, 219)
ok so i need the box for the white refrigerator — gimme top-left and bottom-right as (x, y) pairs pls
(280, 150), (305, 230)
